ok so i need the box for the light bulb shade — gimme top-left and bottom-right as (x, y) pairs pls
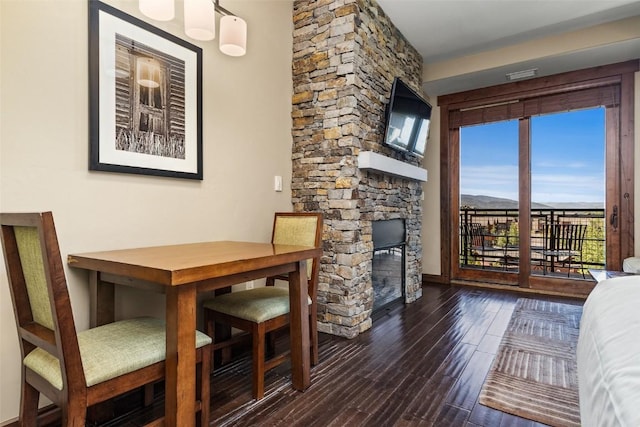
(139, 0), (174, 21)
(184, 0), (215, 41)
(219, 15), (247, 57)
(137, 57), (161, 88)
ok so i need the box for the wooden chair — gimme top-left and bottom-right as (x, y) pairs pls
(203, 212), (323, 400)
(539, 222), (588, 278)
(0, 212), (211, 426)
(461, 222), (507, 269)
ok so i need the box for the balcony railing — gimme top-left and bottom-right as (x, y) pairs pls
(459, 208), (605, 277)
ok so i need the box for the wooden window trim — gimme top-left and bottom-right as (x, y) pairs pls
(449, 85), (619, 128)
(438, 61), (638, 109)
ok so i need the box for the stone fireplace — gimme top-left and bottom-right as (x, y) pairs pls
(291, 0), (424, 338)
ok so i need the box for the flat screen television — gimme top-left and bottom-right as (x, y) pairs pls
(383, 77), (432, 157)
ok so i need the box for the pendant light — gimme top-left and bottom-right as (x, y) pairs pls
(219, 15), (247, 57)
(139, 0), (247, 56)
(138, 0), (174, 21)
(184, 0), (216, 41)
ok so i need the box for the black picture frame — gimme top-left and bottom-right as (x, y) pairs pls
(89, 0), (203, 180)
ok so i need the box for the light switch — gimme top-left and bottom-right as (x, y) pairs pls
(274, 176), (283, 192)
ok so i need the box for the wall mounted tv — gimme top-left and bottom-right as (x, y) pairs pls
(383, 77), (432, 157)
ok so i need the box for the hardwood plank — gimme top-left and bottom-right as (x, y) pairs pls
(461, 301), (499, 345)
(476, 333), (503, 355)
(445, 350), (496, 410)
(434, 404), (471, 426)
(485, 304), (516, 336)
(399, 373), (459, 423)
(499, 412), (543, 427)
(324, 408), (370, 426)
(468, 401), (505, 426)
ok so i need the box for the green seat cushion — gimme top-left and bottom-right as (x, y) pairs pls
(23, 317), (211, 391)
(203, 287), (312, 323)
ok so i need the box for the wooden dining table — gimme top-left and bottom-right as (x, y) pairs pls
(67, 240), (322, 427)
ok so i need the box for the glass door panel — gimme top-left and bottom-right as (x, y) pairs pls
(530, 108), (606, 280)
(459, 120), (519, 273)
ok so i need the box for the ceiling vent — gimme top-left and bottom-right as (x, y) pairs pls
(506, 68), (538, 81)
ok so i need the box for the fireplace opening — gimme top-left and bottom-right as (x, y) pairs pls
(372, 219), (406, 313)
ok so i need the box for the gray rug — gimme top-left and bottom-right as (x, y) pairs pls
(479, 298), (583, 427)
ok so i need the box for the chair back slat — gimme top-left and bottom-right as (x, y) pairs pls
(571, 224), (588, 251)
(462, 223), (485, 248)
(545, 223), (588, 252)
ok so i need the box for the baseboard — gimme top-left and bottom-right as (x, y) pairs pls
(421, 272), (588, 300)
(450, 279), (586, 300)
(421, 273), (448, 285)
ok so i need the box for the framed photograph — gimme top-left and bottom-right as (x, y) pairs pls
(89, 0), (203, 180)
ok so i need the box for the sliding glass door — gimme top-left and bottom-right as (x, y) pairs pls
(459, 120), (519, 274)
(530, 109), (606, 280)
(455, 106), (612, 291)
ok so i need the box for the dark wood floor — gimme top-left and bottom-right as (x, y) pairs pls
(82, 283), (584, 426)
(208, 283), (585, 426)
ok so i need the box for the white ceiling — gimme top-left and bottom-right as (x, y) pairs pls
(376, 0), (640, 95)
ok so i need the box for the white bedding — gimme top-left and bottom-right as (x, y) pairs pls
(577, 276), (640, 426)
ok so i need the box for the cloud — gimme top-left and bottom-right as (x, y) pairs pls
(460, 165), (518, 185)
(534, 161), (590, 169)
(460, 165), (604, 203)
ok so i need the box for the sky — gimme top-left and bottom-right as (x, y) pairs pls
(459, 107), (605, 205)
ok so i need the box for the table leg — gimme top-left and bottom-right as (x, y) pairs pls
(165, 285), (197, 427)
(288, 259), (311, 391)
(89, 271), (114, 327)
(214, 287), (232, 364)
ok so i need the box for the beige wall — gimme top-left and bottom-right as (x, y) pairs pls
(0, 0), (294, 422)
(420, 21), (640, 276)
(420, 99), (441, 275)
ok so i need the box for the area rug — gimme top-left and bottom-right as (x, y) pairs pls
(478, 298), (583, 426)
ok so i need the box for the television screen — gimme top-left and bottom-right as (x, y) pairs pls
(383, 77), (432, 157)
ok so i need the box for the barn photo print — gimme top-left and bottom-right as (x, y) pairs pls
(114, 34), (186, 161)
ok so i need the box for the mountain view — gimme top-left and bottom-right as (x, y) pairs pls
(461, 194), (603, 210)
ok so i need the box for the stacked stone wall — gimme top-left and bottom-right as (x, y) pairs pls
(292, 0), (424, 338)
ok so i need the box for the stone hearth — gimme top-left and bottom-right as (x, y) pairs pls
(291, 0), (424, 338)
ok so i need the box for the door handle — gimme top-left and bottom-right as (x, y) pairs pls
(610, 205), (618, 230)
